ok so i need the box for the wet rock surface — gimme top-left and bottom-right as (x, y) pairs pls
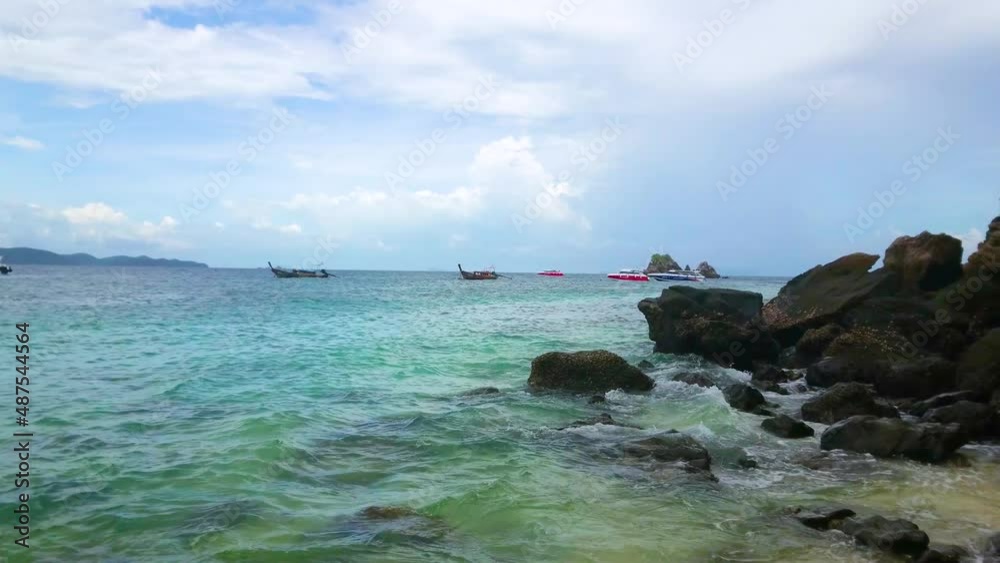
(528, 350), (655, 393)
(761, 415), (814, 439)
(820, 415), (968, 463)
(801, 382), (898, 424)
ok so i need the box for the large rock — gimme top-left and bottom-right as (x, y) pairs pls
(762, 415), (814, 438)
(962, 216), (1000, 328)
(805, 356), (890, 388)
(621, 431), (712, 472)
(795, 324), (843, 359)
(638, 286), (779, 370)
(921, 400), (1000, 440)
(723, 383), (767, 413)
(836, 515), (930, 557)
(801, 383), (897, 424)
(528, 350), (655, 393)
(820, 415), (968, 463)
(884, 231), (964, 292)
(909, 390), (980, 416)
(645, 253), (680, 273)
(696, 261), (721, 279)
(875, 357), (957, 399)
(761, 253), (898, 346)
(957, 329), (1000, 399)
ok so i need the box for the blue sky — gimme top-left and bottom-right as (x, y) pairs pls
(0, 0), (997, 274)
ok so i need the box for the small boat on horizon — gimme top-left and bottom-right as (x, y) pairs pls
(607, 268), (648, 282)
(648, 269), (705, 282)
(268, 262), (333, 278)
(0, 257), (11, 275)
(458, 263), (499, 280)
(538, 270), (564, 277)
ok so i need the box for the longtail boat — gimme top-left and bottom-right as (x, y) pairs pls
(268, 261), (333, 278)
(458, 263), (499, 280)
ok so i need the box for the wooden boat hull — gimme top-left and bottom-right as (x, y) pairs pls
(458, 264), (498, 280)
(269, 262), (331, 278)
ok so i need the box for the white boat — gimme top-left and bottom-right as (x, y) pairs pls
(607, 268), (649, 282)
(648, 269), (704, 282)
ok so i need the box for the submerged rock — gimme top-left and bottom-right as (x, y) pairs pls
(459, 386), (500, 397)
(761, 415), (814, 439)
(528, 350), (655, 394)
(723, 383), (767, 413)
(788, 506), (856, 530)
(836, 515), (929, 558)
(638, 286), (779, 371)
(557, 413), (639, 430)
(751, 379), (790, 395)
(801, 382), (898, 424)
(637, 359), (654, 370)
(761, 253), (897, 346)
(587, 394), (606, 404)
(671, 372), (716, 388)
(820, 415), (968, 463)
(751, 362), (794, 383)
(915, 544), (970, 563)
(621, 431), (712, 472)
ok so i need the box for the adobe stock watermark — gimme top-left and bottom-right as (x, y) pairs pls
(717, 84), (833, 201)
(673, 0), (753, 72)
(546, 0), (588, 30)
(843, 127), (959, 242)
(511, 117), (623, 232)
(878, 0), (932, 40)
(51, 67), (163, 182)
(340, 0), (405, 63)
(384, 75), (497, 189)
(180, 108), (295, 221)
(6, 0), (73, 53)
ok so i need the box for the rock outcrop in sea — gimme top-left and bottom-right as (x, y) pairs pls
(528, 350), (655, 393)
(644, 253), (722, 277)
(696, 261), (720, 279)
(637, 216), (1000, 464)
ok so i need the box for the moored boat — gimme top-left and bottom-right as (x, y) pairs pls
(268, 262), (333, 278)
(648, 269), (705, 282)
(0, 257), (11, 275)
(538, 270), (564, 277)
(458, 263), (499, 280)
(607, 268), (648, 282)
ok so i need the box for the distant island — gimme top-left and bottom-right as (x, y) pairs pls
(645, 253), (721, 278)
(0, 247), (208, 268)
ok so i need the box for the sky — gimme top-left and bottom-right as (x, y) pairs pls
(0, 0), (997, 274)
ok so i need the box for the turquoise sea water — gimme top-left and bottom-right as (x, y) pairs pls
(2, 267), (999, 562)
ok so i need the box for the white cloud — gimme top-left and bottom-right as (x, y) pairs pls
(62, 202), (127, 224)
(2, 1), (999, 117)
(252, 218), (302, 235)
(1, 135), (44, 150)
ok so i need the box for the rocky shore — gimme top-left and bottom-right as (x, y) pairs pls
(526, 216), (1000, 561)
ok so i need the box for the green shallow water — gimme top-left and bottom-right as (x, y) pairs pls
(2, 267), (998, 562)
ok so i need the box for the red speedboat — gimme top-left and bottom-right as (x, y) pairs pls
(607, 268), (649, 282)
(538, 270), (564, 277)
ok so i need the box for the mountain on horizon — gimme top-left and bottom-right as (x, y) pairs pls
(0, 247), (208, 268)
